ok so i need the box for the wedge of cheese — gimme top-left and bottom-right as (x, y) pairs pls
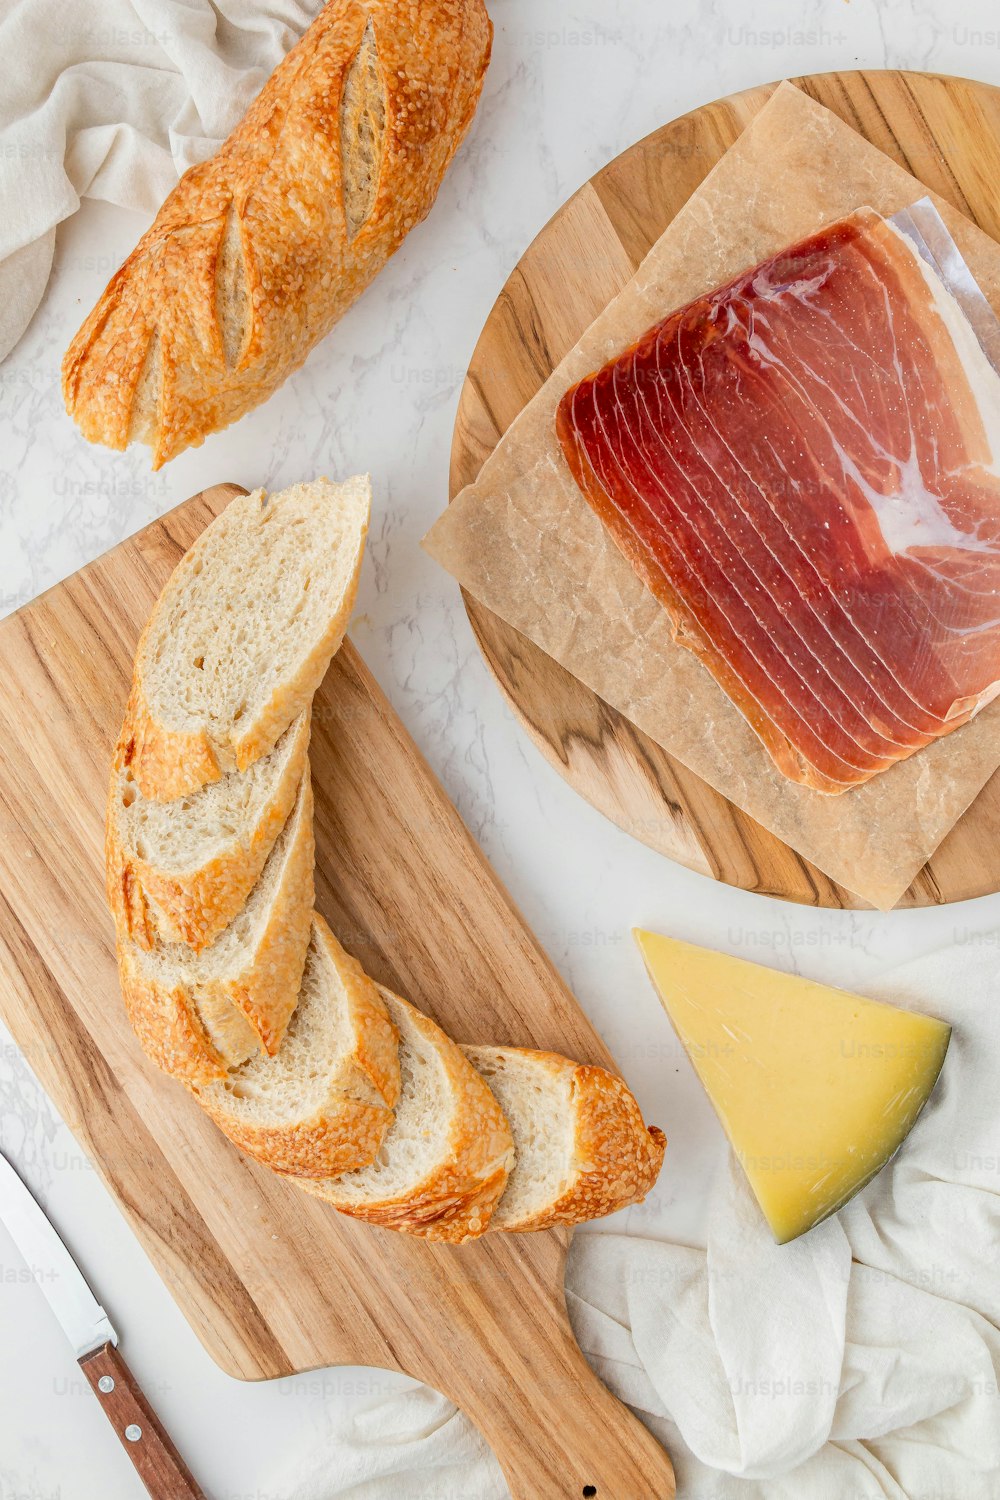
(634, 929), (951, 1243)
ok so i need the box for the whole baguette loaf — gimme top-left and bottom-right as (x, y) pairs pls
(62, 0), (493, 466)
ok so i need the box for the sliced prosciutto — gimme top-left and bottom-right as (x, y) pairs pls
(555, 207), (1000, 793)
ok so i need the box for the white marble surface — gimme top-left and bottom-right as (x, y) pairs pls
(3, 0), (1000, 1495)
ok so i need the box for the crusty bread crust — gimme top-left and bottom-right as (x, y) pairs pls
(118, 954), (235, 1088)
(559, 1069), (664, 1229)
(197, 917), (401, 1177)
(115, 773), (315, 1086)
(464, 1047), (666, 1233)
(212, 1097), (392, 1179)
(298, 989), (514, 1244)
(107, 712), (311, 951)
(120, 674), (224, 801)
(62, 0), (493, 467)
(102, 456), (668, 1241)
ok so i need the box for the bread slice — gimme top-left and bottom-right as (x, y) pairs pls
(107, 711), (310, 952)
(462, 1047), (666, 1233)
(123, 478), (370, 801)
(196, 916), (400, 1177)
(118, 771), (314, 1087)
(296, 990), (514, 1243)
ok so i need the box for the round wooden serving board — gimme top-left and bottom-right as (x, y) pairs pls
(449, 70), (1000, 910)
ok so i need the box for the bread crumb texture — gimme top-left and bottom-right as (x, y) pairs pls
(197, 915), (401, 1177)
(125, 478), (369, 799)
(464, 1047), (666, 1231)
(108, 713), (311, 950)
(297, 989), (515, 1243)
(114, 770), (315, 1086)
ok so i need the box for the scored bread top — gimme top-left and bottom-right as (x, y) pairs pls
(108, 710), (311, 951)
(123, 479), (369, 800)
(197, 915), (400, 1177)
(297, 988), (514, 1243)
(61, 0), (493, 466)
(117, 770), (315, 1086)
(463, 1046), (666, 1233)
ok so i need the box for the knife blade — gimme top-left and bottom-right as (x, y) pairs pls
(0, 1148), (116, 1357)
(0, 1150), (205, 1499)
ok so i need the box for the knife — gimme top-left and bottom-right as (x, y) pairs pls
(0, 1150), (205, 1499)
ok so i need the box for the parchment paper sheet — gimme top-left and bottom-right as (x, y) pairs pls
(424, 81), (1000, 909)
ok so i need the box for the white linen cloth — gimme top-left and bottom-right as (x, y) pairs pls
(0, 0), (324, 361)
(275, 940), (1000, 1500)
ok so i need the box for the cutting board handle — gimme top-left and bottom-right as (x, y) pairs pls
(431, 1301), (675, 1500)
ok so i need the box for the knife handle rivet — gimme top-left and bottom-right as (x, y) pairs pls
(125, 1424), (142, 1443)
(98, 1376), (115, 1394)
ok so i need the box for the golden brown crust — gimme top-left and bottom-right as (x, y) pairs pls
(106, 836), (155, 951)
(121, 481), (368, 801)
(62, 0), (493, 467)
(113, 773), (315, 1087)
(120, 677), (224, 801)
(328, 936), (401, 1113)
(117, 952), (228, 1089)
(202, 1097), (392, 1178)
(220, 775), (316, 1054)
(524, 1061), (665, 1232)
(197, 917), (401, 1177)
(299, 991), (514, 1243)
(108, 713), (311, 951)
(462, 1047), (666, 1234)
(106, 710), (155, 943)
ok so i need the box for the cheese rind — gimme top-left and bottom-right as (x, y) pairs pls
(634, 929), (951, 1243)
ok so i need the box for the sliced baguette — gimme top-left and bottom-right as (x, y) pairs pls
(196, 916), (400, 1177)
(118, 771), (314, 1087)
(296, 989), (514, 1243)
(107, 711), (310, 952)
(462, 1046), (666, 1233)
(123, 478), (370, 801)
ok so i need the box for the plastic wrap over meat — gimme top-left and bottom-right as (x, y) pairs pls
(556, 204), (1000, 793)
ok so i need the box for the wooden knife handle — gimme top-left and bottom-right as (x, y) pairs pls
(79, 1343), (205, 1500)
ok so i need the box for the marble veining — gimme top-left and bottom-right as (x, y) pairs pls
(4, 1), (1000, 1495)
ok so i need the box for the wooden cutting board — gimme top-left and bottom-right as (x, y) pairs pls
(0, 483), (674, 1500)
(449, 69), (1000, 910)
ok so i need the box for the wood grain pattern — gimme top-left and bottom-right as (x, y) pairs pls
(449, 69), (1000, 909)
(80, 1343), (205, 1500)
(0, 484), (674, 1500)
